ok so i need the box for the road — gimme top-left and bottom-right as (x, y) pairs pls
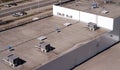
(0, 0), (57, 17)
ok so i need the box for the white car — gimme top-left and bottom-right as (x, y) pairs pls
(12, 11), (27, 17)
(32, 17), (39, 21)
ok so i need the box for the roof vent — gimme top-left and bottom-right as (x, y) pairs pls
(101, 10), (109, 14)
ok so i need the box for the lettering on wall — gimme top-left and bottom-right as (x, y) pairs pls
(57, 12), (72, 18)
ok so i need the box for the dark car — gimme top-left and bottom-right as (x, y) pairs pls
(4, 4), (11, 7)
(8, 3), (17, 6)
(0, 20), (7, 25)
(4, 3), (17, 7)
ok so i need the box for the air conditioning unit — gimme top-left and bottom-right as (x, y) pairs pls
(91, 3), (98, 8)
(87, 22), (98, 31)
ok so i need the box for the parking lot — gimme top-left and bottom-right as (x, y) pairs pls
(0, 16), (108, 70)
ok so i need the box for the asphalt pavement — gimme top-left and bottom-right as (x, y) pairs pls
(0, 0), (57, 17)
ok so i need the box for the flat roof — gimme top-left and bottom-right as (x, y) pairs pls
(74, 42), (120, 70)
(0, 16), (108, 70)
(60, 0), (120, 18)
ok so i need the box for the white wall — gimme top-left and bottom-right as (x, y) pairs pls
(53, 5), (80, 21)
(79, 11), (114, 30)
(80, 11), (97, 24)
(97, 16), (114, 30)
(80, 11), (114, 30)
(53, 5), (114, 30)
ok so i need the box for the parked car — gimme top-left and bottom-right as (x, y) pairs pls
(4, 4), (11, 7)
(12, 11), (27, 17)
(0, 20), (7, 25)
(4, 3), (17, 7)
(8, 3), (17, 6)
(32, 17), (39, 21)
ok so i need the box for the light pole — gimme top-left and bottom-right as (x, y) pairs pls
(38, 0), (40, 12)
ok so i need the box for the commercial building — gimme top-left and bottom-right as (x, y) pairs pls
(53, 0), (120, 31)
(36, 0), (120, 70)
(1, 0), (120, 70)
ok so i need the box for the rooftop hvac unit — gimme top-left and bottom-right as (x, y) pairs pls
(38, 42), (54, 53)
(91, 3), (98, 8)
(2, 54), (26, 68)
(87, 22), (98, 31)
